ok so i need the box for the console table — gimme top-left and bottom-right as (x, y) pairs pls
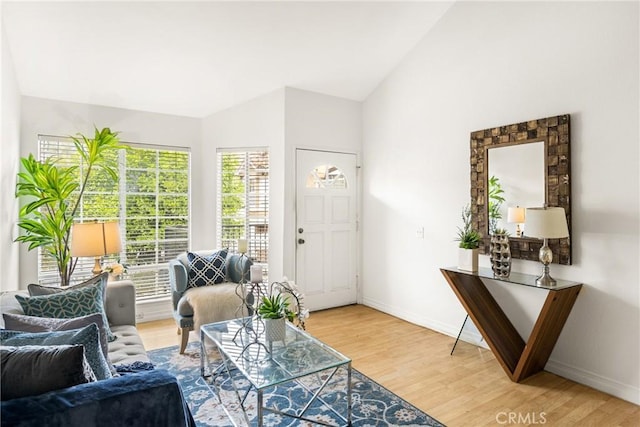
(440, 267), (582, 382)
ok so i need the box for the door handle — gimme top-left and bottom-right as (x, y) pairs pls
(298, 238), (305, 244)
(298, 228), (304, 233)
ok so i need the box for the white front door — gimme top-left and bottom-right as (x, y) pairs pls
(296, 149), (357, 311)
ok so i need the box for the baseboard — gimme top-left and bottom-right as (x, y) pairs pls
(545, 359), (640, 405)
(361, 296), (638, 405)
(362, 297), (488, 349)
(135, 298), (173, 323)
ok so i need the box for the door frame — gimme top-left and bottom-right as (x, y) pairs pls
(293, 147), (361, 305)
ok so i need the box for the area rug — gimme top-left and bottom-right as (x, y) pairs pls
(148, 342), (445, 427)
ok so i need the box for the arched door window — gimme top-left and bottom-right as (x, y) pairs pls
(306, 165), (347, 189)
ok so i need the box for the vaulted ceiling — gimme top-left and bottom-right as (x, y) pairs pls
(2, 1), (453, 118)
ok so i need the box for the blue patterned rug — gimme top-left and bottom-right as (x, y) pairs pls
(148, 342), (444, 426)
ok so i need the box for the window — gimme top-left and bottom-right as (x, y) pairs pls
(38, 135), (190, 301)
(306, 164), (347, 189)
(217, 149), (269, 277)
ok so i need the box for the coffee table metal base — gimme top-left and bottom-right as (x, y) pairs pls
(200, 327), (352, 427)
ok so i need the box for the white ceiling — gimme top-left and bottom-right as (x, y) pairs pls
(3, 1), (453, 118)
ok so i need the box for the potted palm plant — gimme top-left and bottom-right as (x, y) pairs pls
(257, 293), (294, 342)
(15, 127), (123, 286)
(455, 204), (480, 272)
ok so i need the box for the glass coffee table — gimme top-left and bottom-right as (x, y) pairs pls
(200, 317), (352, 426)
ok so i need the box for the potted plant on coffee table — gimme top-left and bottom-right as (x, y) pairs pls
(257, 293), (294, 343)
(455, 204), (480, 272)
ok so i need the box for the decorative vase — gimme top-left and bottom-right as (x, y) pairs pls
(458, 248), (478, 272)
(264, 317), (286, 343)
(490, 233), (511, 278)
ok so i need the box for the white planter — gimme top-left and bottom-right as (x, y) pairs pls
(458, 248), (478, 272)
(263, 317), (286, 343)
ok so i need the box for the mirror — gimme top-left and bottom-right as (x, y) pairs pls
(488, 141), (545, 235)
(469, 114), (571, 265)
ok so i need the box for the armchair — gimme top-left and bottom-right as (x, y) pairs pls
(168, 250), (252, 353)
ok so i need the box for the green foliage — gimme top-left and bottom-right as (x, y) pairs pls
(492, 228), (510, 236)
(220, 153), (245, 241)
(455, 204), (480, 249)
(257, 294), (295, 321)
(15, 127), (123, 286)
(488, 175), (505, 234)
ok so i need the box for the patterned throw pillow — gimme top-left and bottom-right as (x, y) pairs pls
(187, 249), (228, 288)
(0, 324), (112, 380)
(15, 282), (115, 342)
(2, 312), (110, 364)
(0, 345), (96, 400)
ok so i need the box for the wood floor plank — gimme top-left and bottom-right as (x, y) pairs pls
(137, 304), (639, 426)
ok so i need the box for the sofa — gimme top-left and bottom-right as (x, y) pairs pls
(0, 278), (195, 427)
(169, 249), (252, 353)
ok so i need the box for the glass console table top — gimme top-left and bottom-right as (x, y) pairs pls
(441, 267), (581, 291)
(201, 317), (351, 390)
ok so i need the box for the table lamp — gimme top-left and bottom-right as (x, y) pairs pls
(71, 221), (122, 275)
(507, 206), (526, 237)
(525, 207), (569, 286)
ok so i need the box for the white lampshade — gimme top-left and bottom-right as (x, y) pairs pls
(507, 206), (526, 223)
(525, 207), (569, 239)
(71, 221), (122, 257)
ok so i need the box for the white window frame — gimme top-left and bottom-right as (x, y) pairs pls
(216, 148), (269, 278)
(37, 135), (191, 301)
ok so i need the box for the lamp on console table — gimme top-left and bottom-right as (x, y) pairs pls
(71, 221), (122, 275)
(507, 206), (525, 238)
(525, 207), (569, 286)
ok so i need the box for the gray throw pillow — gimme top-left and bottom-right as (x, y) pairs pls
(28, 272), (108, 299)
(2, 312), (109, 363)
(16, 280), (115, 342)
(0, 345), (96, 400)
(0, 324), (113, 380)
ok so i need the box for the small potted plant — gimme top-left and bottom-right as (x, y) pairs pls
(257, 294), (294, 342)
(455, 204), (480, 272)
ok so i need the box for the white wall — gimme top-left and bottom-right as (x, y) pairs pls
(0, 19), (21, 291)
(362, 1), (639, 404)
(283, 87), (362, 280)
(201, 89), (286, 279)
(202, 87), (362, 283)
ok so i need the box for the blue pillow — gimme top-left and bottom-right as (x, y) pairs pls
(1, 345), (96, 400)
(187, 249), (228, 288)
(2, 312), (110, 364)
(15, 281), (115, 342)
(0, 324), (112, 381)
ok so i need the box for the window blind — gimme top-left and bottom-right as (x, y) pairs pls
(216, 149), (269, 278)
(37, 135), (190, 300)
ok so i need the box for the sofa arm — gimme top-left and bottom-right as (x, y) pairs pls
(168, 259), (188, 310)
(0, 369), (195, 427)
(105, 280), (136, 327)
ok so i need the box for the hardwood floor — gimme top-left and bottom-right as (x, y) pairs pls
(137, 304), (639, 426)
